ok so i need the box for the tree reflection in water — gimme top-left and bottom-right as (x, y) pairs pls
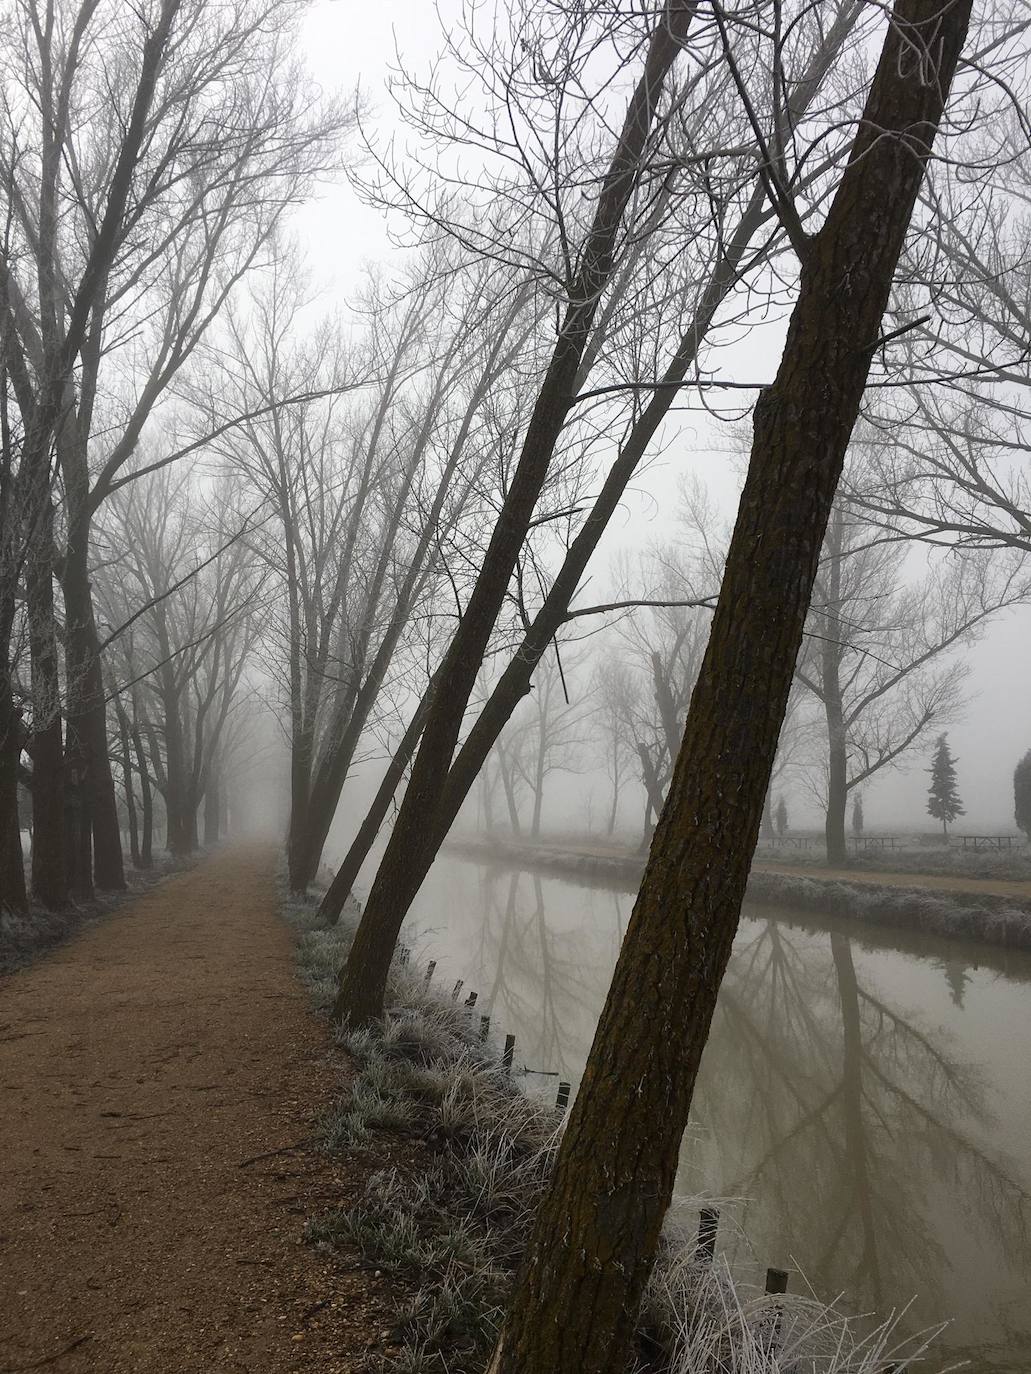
(413, 862), (1031, 1372)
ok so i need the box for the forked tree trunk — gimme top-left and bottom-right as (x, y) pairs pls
(488, 4), (971, 1370)
(332, 0), (697, 1025)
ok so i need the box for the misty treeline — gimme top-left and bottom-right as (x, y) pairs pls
(2, 0), (1030, 1368)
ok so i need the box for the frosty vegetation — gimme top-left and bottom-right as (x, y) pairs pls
(287, 896), (945, 1374)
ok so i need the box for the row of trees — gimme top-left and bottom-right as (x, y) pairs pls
(2, 1), (1028, 1370)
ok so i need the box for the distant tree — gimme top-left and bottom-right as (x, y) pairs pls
(1014, 751), (1031, 840)
(775, 797), (789, 839)
(852, 795), (864, 837)
(927, 735), (965, 838)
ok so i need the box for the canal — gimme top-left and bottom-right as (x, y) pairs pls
(388, 851), (1031, 1372)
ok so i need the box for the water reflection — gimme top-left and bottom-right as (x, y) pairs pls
(404, 857), (1031, 1373)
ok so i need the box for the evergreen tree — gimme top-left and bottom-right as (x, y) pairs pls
(927, 734), (964, 838)
(1015, 750), (1031, 839)
(851, 794), (864, 837)
(775, 796), (789, 838)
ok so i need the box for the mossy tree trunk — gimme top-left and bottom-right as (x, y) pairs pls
(488, 3), (972, 1370)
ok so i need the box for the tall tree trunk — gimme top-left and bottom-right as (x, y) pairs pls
(204, 765), (220, 846)
(488, 4), (971, 1369)
(318, 678), (436, 924)
(821, 512), (849, 865)
(332, 0), (697, 1025)
(0, 678), (27, 913)
(63, 474), (125, 891)
(131, 720), (153, 869)
(27, 502), (67, 908)
(115, 698), (141, 868)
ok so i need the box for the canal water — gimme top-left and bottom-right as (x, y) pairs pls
(384, 851), (1031, 1373)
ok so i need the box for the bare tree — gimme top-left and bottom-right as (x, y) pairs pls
(0, 0), (347, 906)
(795, 501), (1027, 862)
(488, 2), (975, 1368)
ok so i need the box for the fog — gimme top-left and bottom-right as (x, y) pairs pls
(3, 4), (1030, 1373)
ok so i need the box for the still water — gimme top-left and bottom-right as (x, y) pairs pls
(385, 852), (1031, 1372)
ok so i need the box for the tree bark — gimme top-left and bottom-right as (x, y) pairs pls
(27, 501), (67, 908)
(131, 719), (153, 869)
(331, 0), (697, 1025)
(115, 698), (141, 869)
(820, 512), (850, 865)
(318, 677), (436, 924)
(489, 3), (971, 1369)
(204, 765), (220, 846)
(0, 682), (27, 913)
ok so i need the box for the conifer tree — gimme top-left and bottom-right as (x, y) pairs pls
(1014, 750), (1031, 839)
(775, 796), (788, 838)
(851, 794), (864, 837)
(927, 734), (964, 838)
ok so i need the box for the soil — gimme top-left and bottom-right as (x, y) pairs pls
(0, 845), (394, 1373)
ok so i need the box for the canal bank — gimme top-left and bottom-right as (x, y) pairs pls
(444, 834), (1031, 952)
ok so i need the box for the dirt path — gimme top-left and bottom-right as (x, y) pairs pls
(0, 846), (384, 1373)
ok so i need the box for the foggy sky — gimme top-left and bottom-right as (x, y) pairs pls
(294, 0), (1031, 837)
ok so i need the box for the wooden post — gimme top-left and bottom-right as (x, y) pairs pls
(451, 978), (463, 1001)
(695, 1206), (719, 1264)
(764, 1267), (789, 1360)
(502, 1034), (515, 1076)
(465, 990), (478, 1009)
(399, 945), (410, 967)
(424, 960), (436, 984)
(556, 1081), (571, 1111)
(480, 1014), (490, 1041)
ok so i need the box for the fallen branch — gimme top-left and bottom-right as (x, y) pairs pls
(237, 1140), (312, 1168)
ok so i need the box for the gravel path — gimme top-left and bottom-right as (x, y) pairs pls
(0, 845), (384, 1373)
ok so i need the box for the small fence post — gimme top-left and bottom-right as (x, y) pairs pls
(764, 1267), (789, 1360)
(695, 1206), (720, 1264)
(502, 1034), (515, 1076)
(479, 1014), (490, 1041)
(398, 944), (410, 967)
(451, 979), (463, 1001)
(464, 990), (478, 1009)
(556, 1081), (571, 1111)
(424, 960), (436, 985)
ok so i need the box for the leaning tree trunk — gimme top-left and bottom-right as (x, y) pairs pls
(332, 0), (697, 1025)
(488, 3), (972, 1370)
(318, 676), (437, 924)
(315, 0), (862, 947)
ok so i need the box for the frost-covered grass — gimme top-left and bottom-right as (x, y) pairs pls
(747, 870), (1031, 949)
(754, 838), (1031, 883)
(285, 894), (944, 1374)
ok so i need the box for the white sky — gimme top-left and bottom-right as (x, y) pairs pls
(293, 1), (1031, 835)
